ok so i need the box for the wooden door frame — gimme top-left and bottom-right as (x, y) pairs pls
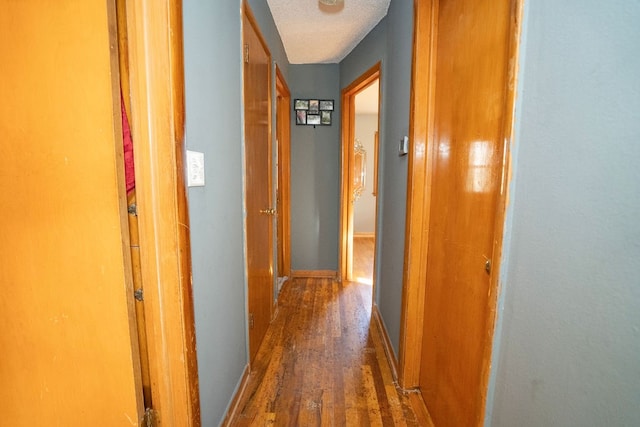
(339, 63), (381, 282)
(275, 66), (291, 282)
(242, 0), (275, 363)
(126, 0), (200, 424)
(398, 0), (524, 416)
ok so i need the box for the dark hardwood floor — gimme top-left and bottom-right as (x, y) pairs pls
(231, 277), (424, 426)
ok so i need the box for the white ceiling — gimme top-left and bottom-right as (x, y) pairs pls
(266, 0), (391, 64)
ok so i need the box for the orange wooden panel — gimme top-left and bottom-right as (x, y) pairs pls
(125, 0), (201, 423)
(243, 2), (274, 364)
(418, 0), (516, 425)
(276, 66), (292, 280)
(0, 1), (143, 424)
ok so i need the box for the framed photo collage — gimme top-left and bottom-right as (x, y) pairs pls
(294, 99), (334, 126)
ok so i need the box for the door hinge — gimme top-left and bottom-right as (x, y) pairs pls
(128, 203), (137, 216)
(143, 408), (157, 427)
(134, 288), (144, 301)
(249, 313), (254, 329)
(244, 44), (249, 63)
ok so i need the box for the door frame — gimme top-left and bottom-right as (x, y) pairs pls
(398, 0), (524, 415)
(242, 1), (275, 364)
(339, 62), (381, 283)
(126, 0), (200, 424)
(275, 66), (291, 283)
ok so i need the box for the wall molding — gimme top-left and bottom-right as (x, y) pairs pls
(291, 270), (338, 279)
(354, 232), (375, 238)
(221, 364), (250, 427)
(372, 303), (399, 383)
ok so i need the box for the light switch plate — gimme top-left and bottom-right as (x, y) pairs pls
(186, 150), (205, 187)
(399, 136), (409, 156)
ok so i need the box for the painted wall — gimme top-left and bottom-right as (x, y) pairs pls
(375, 0), (413, 355)
(339, 0), (413, 356)
(488, 1), (640, 425)
(183, 2), (247, 425)
(289, 64), (341, 271)
(247, 0), (289, 80)
(353, 113), (378, 233)
(339, 19), (386, 91)
(184, 1), (290, 425)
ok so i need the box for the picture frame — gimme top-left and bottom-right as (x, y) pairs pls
(294, 99), (309, 110)
(319, 100), (334, 111)
(321, 111), (332, 125)
(307, 114), (321, 126)
(294, 98), (334, 126)
(308, 99), (319, 114)
(296, 110), (307, 125)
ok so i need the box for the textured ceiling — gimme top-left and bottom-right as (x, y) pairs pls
(266, 0), (391, 64)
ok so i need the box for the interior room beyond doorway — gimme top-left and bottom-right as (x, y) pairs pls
(352, 79), (379, 286)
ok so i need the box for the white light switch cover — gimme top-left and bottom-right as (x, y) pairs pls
(186, 150), (205, 187)
(399, 136), (409, 156)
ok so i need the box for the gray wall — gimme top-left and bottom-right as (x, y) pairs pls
(289, 64), (341, 271)
(246, 0), (289, 80)
(375, 0), (413, 355)
(339, 19), (386, 90)
(183, 1), (246, 425)
(339, 0), (414, 356)
(183, 1), (289, 425)
(488, 1), (640, 425)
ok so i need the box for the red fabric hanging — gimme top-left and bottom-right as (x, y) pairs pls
(121, 95), (135, 193)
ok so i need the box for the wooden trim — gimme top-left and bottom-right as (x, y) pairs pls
(477, 0), (526, 419)
(407, 391), (435, 427)
(354, 232), (375, 238)
(339, 62), (381, 282)
(372, 131), (379, 196)
(398, 0), (438, 390)
(275, 65), (291, 279)
(291, 270), (338, 279)
(372, 304), (399, 383)
(126, 0), (200, 424)
(243, 2), (272, 65)
(221, 365), (251, 427)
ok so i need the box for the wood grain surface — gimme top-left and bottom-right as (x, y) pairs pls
(231, 278), (424, 426)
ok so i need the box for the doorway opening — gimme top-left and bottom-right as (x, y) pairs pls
(339, 63), (381, 291)
(351, 81), (379, 286)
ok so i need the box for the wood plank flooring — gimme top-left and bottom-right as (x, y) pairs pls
(231, 278), (423, 426)
(353, 237), (375, 285)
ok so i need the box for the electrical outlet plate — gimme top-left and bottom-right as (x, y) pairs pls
(186, 150), (205, 187)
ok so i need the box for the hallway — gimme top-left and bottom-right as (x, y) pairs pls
(231, 278), (428, 426)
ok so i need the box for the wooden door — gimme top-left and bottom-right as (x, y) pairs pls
(275, 67), (291, 282)
(0, 1), (143, 424)
(418, 0), (516, 425)
(243, 4), (274, 363)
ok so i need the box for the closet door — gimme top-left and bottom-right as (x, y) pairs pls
(0, 1), (143, 424)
